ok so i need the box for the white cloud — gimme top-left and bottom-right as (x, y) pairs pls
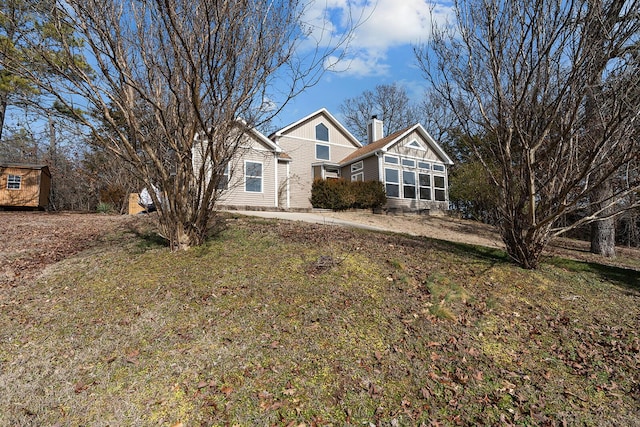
(302, 0), (454, 77)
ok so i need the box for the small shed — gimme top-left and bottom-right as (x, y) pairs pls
(0, 163), (52, 209)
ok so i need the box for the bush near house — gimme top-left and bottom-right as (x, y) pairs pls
(310, 178), (386, 211)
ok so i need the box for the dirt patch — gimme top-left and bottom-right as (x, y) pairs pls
(0, 211), (140, 287)
(321, 210), (502, 248)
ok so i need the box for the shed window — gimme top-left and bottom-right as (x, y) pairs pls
(316, 144), (330, 160)
(315, 123), (329, 141)
(7, 175), (21, 190)
(245, 161), (263, 193)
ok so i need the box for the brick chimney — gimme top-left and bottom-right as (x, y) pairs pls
(367, 115), (384, 144)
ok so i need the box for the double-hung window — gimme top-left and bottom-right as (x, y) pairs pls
(216, 163), (230, 190)
(384, 168), (399, 198)
(403, 170), (416, 199)
(245, 161), (263, 193)
(7, 175), (21, 190)
(419, 173), (431, 200)
(434, 175), (446, 201)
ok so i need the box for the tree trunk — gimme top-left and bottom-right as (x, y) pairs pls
(590, 178), (616, 257)
(0, 92), (8, 143)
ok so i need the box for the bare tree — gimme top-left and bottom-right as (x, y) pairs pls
(416, 0), (640, 268)
(339, 83), (420, 143)
(8, 0), (354, 249)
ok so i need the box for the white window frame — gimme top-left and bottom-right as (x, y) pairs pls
(351, 172), (364, 182)
(315, 123), (329, 142)
(401, 158), (416, 168)
(214, 163), (230, 190)
(403, 170), (416, 199)
(419, 173), (431, 200)
(433, 163), (445, 172)
(245, 160), (263, 193)
(384, 168), (400, 198)
(315, 143), (330, 160)
(384, 155), (398, 165)
(351, 161), (363, 173)
(433, 174), (446, 201)
(7, 175), (21, 190)
(418, 161), (431, 170)
(406, 140), (424, 150)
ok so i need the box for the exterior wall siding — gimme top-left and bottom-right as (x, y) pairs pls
(276, 112), (360, 209)
(217, 148), (278, 208)
(0, 166), (50, 208)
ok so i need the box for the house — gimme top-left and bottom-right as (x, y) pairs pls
(339, 116), (454, 212)
(270, 109), (362, 209)
(203, 109), (452, 213)
(0, 163), (51, 209)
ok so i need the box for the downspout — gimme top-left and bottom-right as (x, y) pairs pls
(273, 152), (278, 208)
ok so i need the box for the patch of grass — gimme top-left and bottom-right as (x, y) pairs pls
(0, 217), (638, 426)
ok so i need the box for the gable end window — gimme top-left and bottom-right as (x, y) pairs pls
(7, 175), (21, 190)
(407, 140), (423, 150)
(316, 143), (330, 160)
(315, 123), (329, 141)
(245, 161), (263, 193)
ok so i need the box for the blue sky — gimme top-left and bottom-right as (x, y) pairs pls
(271, 0), (454, 133)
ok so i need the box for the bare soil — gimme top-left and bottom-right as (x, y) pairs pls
(0, 211), (139, 287)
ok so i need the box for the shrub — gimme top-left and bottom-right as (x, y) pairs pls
(311, 179), (386, 211)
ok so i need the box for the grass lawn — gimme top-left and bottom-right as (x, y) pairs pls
(1, 215), (638, 426)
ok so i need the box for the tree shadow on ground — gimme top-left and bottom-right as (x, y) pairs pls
(547, 257), (640, 292)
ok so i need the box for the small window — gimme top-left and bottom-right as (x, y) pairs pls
(384, 168), (399, 198)
(7, 175), (21, 190)
(384, 155), (398, 164)
(419, 173), (431, 200)
(403, 170), (416, 199)
(407, 140), (423, 149)
(216, 163), (229, 190)
(352, 172), (364, 182)
(418, 161), (430, 170)
(316, 144), (330, 160)
(351, 161), (363, 173)
(433, 163), (445, 172)
(315, 123), (329, 141)
(245, 161), (263, 193)
(402, 158), (415, 168)
(434, 175), (446, 201)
